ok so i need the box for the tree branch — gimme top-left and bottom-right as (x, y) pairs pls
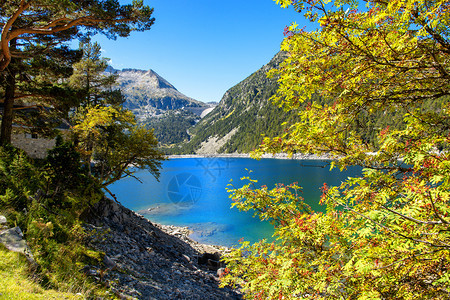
(381, 204), (444, 225)
(428, 191), (450, 225)
(0, 0), (31, 70)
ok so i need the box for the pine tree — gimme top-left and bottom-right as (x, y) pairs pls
(0, 0), (154, 145)
(69, 41), (123, 107)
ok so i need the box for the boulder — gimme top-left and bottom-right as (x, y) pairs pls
(0, 226), (35, 265)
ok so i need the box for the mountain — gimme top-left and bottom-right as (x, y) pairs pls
(169, 52), (296, 154)
(161, 52), (450, 155)
(106, 67), (209, 121)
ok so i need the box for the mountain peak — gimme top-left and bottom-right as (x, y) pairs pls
(116, 68), (177, 90)
(112, 67), (206, 121)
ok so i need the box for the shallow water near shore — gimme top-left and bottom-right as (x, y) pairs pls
(109, 158), (361, 247)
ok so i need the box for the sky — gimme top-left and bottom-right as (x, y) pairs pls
(91, 0), (308, 103)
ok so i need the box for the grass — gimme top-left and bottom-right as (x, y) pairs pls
(0, 244), (84, 300)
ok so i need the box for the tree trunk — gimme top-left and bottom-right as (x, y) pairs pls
(0, 39), (16, 146)
(0, 66), (16, 146)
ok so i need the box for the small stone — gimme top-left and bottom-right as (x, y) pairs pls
(206, 274), (216, 281)
(217, 267), (226, 278)
(80, 265), (97, 276)
(182, 254), (191, 263)
(89, 269), (99, 276)
(0, 215), (7, 225)
(103, 255), (117, 270)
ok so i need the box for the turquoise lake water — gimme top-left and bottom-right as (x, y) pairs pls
(109, 158), (361, 247)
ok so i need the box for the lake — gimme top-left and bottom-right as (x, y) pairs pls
(109, 157), (361, 247)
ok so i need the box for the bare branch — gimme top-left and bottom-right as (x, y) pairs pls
(428, 191), (450, 225)
(381, 205), (444, 225)
(341, 202), (450, 249)
(375, 249), (443, 270)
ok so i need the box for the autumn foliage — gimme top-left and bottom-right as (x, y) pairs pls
(221, 0), (450, 299)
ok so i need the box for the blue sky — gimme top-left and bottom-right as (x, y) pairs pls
(92, 0), (308, 103)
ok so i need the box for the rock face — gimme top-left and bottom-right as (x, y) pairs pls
(83, 198), (241, 299)
(107, 67), (209, 121)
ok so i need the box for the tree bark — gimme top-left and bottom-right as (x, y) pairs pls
(0, 70), (16, 146)
(0, 40), (17, 146)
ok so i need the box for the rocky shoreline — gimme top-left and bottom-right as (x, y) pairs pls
(168, 152), (334, 160)
(82, 197), (241, 299)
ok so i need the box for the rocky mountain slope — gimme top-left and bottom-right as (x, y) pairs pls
(82, 197), (241, 299)
(107, 67), (210, 121)
(171, 52), (296, 154)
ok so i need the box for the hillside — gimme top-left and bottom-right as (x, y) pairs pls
(164, 51), (449, 155)
(82, 197), (241, 299)
(169, 52), (296, 154)
(143, 109), (200, 145)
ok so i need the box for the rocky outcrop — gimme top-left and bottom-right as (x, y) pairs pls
(0, 216), (36, 265)
(196, 128), (239, 155)
(82, 198), (241, 299)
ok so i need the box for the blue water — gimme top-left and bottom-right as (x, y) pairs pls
(109, 158), (361, 247)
